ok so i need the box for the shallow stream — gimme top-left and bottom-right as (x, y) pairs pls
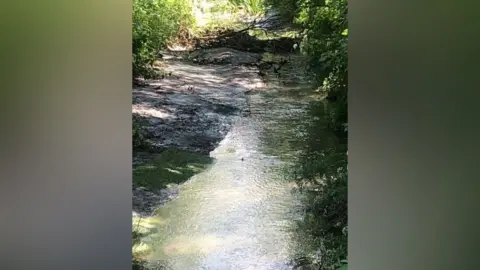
(134, 52), (324, 270)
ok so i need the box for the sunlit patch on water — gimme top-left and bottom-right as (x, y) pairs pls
(163, 235), (227, 255)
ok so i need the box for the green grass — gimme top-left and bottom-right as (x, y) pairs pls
(133, 149), (214, 190)
(227, 0), (265, 16)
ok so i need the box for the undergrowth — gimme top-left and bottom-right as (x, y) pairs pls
(132, 230), (148, 270)
(132, 0), (194, 78)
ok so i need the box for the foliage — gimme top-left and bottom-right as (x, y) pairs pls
(132, 0), (194, 77)
(299, 0), (348, 131)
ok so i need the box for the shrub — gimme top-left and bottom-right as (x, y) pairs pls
(299, 0), (347, 129)
(133, 0), (194, 77)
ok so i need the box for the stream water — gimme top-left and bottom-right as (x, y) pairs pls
(134, 52), (325, 269)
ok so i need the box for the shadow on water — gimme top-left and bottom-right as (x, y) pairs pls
(133, 149), (214, 190)
(288, 101), (348, 270)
